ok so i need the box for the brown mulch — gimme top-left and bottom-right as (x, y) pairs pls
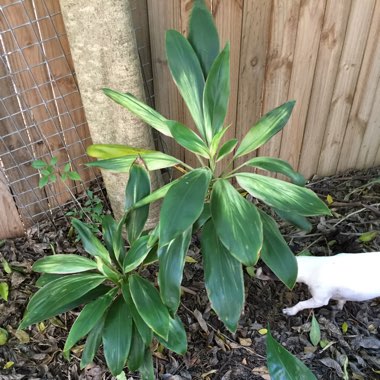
(0, 167), (379, 380)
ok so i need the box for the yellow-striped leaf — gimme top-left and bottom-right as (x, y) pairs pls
(236, 173), (331, 216)
(211, 179), (262, 266)
(201, 220), (244, 333)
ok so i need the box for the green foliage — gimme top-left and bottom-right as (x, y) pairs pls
(87, 0), (330, 339)
(21, 161), (185, 378)
(266, 327), (317, 379)
(25, 1), (331, 377)
(32, 157), (80, 188)
(31, 157), (105, 234)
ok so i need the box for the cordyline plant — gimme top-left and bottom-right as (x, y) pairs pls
(87, 0), (330, 333)
(19, 1), (326, 379)
(20, 161), (186, 378)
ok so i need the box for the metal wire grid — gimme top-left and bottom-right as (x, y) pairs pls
(0, 0), (107, 229)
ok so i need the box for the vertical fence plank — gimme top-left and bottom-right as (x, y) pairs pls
(147, 0), (185, 168)
(235, 0), (272, 167)
(0, 168), (24, 238)
(356, 78), (380, 169)
(299, 0), (351, 178)
(317, 0), (375, 175)
(337, 1), (380, 172)
(258, 0), (300, 159)
(213, 0), (243, 143)
(279, 0), (326, 170)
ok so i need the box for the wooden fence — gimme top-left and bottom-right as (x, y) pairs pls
(0, 0), (98, 238)
(147, 0), (380, 178)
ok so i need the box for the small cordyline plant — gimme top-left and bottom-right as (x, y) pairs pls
(20, 160), (185, 379)
(20, 1), (327, 379)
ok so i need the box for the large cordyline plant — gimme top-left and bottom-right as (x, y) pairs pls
(21, 1), (327, 378)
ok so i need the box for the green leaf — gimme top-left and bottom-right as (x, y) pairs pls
(20, 273), (106, 329)
(102, 296), (133, 376)
(49, 174), (57, 183)
(31, 159), (47, 169)
(168, 121), (209, 158)
(159, 168), (212, 245)
(39, 176), (49, 188)
(72, 219), (111, 264)
(128, 324), (145, 371)
(211, 179), (262, 266)
(201, 220), (244, 333)
(193, 202), (211, 232)
(266, 326), (317, 380)
(210, 125), (230, 158)
(121, 281), (153, 347)
(80, 317), (105, 369)
(87, 143), (155, 159)
(125, 161), (150, 243)
(123, 235), (151, 273)
(310, 315), (321, 346)
(50, 156), (58, 166)
(64, 163), (71, 172)
(258, 210), (297, 289)
(274, 208), (312, 232)
(359, 231), (378, 243)
(236, 173), (331, 216)
(101, 215), (119, 264)
(139, 349), (155, 380)
(113, 217), (126, 265)
(188, 0), (219, 76)
(216, 138), (238, 161)
(166, 30), (206, 140)
(86, 152), (180, 172)
(203, 43), (230, 137)
(35, 273), (64, 287)
(2, 259), (12, 274)
(133, 178), (180, 209)
(0, 283), (9, 301)
(32, 254), (98, 274)
(129, 274), (170, 340)
(60, 173), (68, 181)
(235, 101), (295, 158)
(245, 157), (305, 186)
(40, 169), (51, 176)
(158, 227), (192, 313)
(102, 89), (172, 137)
(63, 287), (117, 357)
(67, 171), (81, 181)
(95, 257), (121, 283)
(155, 315), (187, 355)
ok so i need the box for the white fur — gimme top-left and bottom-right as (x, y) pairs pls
(282, 252), (380, 316)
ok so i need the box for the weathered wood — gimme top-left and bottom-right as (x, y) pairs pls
(213, 0), (243, 170)
(337, 0), (380, 172)
(280, 0), (326, 170)
(317, 0), (375, 175)
(3, 1), (72, 207)
(299, 0), (351, 178)
(0, 168), (24, 239)
(235, 0), (272, 168)
(258, 0), (300, 160)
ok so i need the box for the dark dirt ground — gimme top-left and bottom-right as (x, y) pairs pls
(0, 167), (379, 380)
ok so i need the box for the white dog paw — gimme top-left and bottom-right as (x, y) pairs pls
(282, 307), (296, 316)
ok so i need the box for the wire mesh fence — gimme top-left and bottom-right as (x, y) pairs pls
(0, 0), (106, 237)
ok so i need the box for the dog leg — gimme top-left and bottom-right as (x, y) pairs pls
(282, 296), (330, 316)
